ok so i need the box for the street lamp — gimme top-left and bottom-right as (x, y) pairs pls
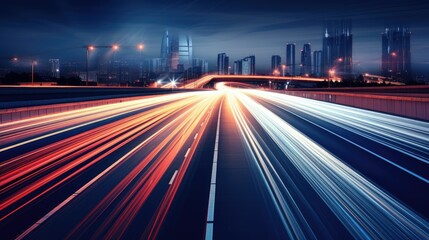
(282, 64), (286, 77)
(86, 45), (95, 86)
(12, 57), (36, 85)
(137, 44), (144, 78)
(31, 60), (37, 86)
(85, 44), (122, 86)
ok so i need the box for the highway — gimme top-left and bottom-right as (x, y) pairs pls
(1, 85), (428, 239)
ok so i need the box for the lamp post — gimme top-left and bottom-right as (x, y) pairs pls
(12, 57), (36, 85)
(84, 44), (120, 86)
(31, 59), (36, 85)
(86, 45), (94, 86)
(137, 44), (144, 79)
(282, 64), (286, 77)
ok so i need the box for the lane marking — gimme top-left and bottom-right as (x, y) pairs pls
(169, 170), (178, 185)
(194, 133), (198, 140)
(184, 148), (191, 158)
(205, 98), (223, 240)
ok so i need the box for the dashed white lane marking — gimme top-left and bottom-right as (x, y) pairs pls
(169, 170), (179, 185)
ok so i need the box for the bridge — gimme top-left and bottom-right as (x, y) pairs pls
(162, 74), (337, 89)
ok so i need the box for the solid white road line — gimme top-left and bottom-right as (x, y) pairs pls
(205, 98), (223, 240)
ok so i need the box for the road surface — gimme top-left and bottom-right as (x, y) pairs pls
(1, 86), (428, 239)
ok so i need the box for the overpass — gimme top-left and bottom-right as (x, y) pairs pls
(162, 74), (335, 89)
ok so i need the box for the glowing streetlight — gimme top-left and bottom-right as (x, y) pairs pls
(281, 64), (286, 76)
(391, 52), (397, 57)
(112, 44), (119, 51)
(86, 45), (95, 86)
(11, 57), (36, 85)
(137, 44), (144, 78)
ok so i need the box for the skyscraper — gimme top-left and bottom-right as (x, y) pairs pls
(300, 44), (312, 75)
(241, 56), (255, 75)
(381, 27), (411, 80)
(233, 60), (242, 75)
(192, 58), (209, 74)
(313, 50), (323, 77)
(160, 30), (170, 72)
(286, 44), (296, 76)
(169, 34), (179, 71)
(322, 20), (353, 76)
(160, 30), (192, 72)
(178, 35), (192, 70)
(49, 59), (60, 78)
(217, 53), (229, 75)
(271, 55), (281, 73)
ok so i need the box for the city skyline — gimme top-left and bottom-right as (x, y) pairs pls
(1, 0), (429, 74)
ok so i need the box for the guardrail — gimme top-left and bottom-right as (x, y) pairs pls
(0, 96), (145, 124)
(283, 91), (429, 121)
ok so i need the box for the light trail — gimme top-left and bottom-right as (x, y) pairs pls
(223, 85), (429, 239)
(0, 91), (221, 239)
(1, 84), (428, 239)
(244, 90), (429, 183)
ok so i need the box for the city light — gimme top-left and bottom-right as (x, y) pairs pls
(138, 44), (144, 50)
(112, 44), (119, 51)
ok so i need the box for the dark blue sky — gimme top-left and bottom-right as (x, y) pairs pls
(2, 0), (429, 73)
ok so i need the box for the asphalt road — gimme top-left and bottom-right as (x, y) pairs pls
(1, 86), (428, 239)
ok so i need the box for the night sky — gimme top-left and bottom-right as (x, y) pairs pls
(2, 0), (429, 73)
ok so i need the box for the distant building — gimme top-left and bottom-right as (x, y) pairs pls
(240, 56), (255, 75)
(286, 43), (296, 76)
(271, 55), (281, 73)
(323, 20), (353, 76)
(62, 61), (81, 78)
(160, 30), (170, 72)
(203, 61), (209, 74)
(313, 50), (323, 77)
(49, 59), (60, 78)
(247, 56), (256, 75)
(148, 58), (162, 73)
(300, 44), (312, 75)
(233, 60), (242, 75)
(193, 58), (209, 74)
(381, 27), (411, 81)
(178, 35), (193, 70)
(242, 58), (251, 75)
(217, 53), (229, 75)
(160, 30), (192, 72)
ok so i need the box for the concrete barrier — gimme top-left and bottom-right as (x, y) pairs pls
(283, 91), (429, 121)
(0, 96), (146, 124)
